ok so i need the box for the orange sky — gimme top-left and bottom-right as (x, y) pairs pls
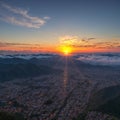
(0, 37), (120, 54)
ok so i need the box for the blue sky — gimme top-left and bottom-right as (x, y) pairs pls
(0, 0), (120, 52)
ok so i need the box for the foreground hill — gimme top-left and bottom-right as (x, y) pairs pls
(88, 85), (120, 119)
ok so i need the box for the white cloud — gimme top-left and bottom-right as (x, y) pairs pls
(43, 16), (51, 20)
(2, 4), (28, 16)
(0, 3), (50, 28)
(77, 54), (120, 66)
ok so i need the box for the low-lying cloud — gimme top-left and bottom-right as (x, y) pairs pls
(76, 53), (120, 66)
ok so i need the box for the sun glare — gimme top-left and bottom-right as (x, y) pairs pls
(60, 46), (72, 55)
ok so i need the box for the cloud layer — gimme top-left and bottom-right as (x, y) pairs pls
(76, 53), (120, 66)
(0, 3), (50, 28)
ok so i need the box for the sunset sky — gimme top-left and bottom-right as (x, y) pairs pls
(0, 0), (120, 53)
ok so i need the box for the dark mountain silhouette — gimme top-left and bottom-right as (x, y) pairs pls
(88, 85), (120, 118)
(0, 63), (56, 82)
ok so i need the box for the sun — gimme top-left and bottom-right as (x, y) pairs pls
(60, 46), (72, 55)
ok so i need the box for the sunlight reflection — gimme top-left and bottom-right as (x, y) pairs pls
(63, 56), (68, 96)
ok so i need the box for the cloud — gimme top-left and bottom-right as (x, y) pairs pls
(0, 41), (45, 52)
(0, 3), (50, 28)
(59, 35), (120, 51)
(43, 16), (51, 20)
(94, 41), (120, 49)
(77, 54), (120, 66)
(0, 41), (30, 47)
(2, 3), (28, 16)
(88, 38), (95, 40)
(81, 38), (96, 42)
(72, 44), (96, 48)
(73, 41), (120, 49)
(59, 35), (98, 50)
(59, 35), (78, 46)
(59, 35), (96, 47)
